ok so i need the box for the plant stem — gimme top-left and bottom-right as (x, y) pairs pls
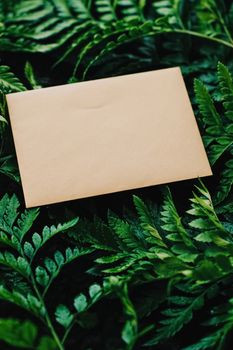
(32, 279), (65, 350)
(61, 319), (76, 345)
(80, 25), (233, 80)
(173, 29), (233, 48)
(20, 247), (65, 350)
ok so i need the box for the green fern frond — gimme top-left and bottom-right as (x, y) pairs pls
(0, 286), (45, 318)
(24, 61), (41, 89)
(96, 0), (117, 22)
(0, 193), (85, 348)
(0, 318), (56, 349)
(214, 158), (233, 204)
(217, 62), (233, 121)
(0, 65), (26, 93)
(36, 247), (92, 295)
(0, 155), (20, 182)
(0, 193), (20, 234)
(183, 296), (233, 350)
(55, 304), (74, 329)
(194, 78), (222, 131)
(118, 0), (144, 21)
(2, 0), (233, 80)
(188, 181), (233, 252)
(108, 212), (142, 251)
(161, 188), (195, 250)
(133, 195), (165, 247)
(0, 251), (30, 279)
(182, 332), (221, 350)
(24, 218), (78, 262)
(146, 290), (204, 346)
(14, 208), (40, 242)
(195, 63), (233, 204)
(0, 318), (38, 348)
(56, 283), (103, 329)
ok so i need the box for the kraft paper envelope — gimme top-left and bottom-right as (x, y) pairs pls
(6, 67), (212, 208)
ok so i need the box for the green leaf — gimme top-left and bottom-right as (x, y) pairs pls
(182, 332), (221, 350)
(89, 284), (102, 302)
(161, 188), (195, 248)
(217, 62), (233, 121)
(24, 61), (41, 89)
(36, 247), (92, 293)
(0, 286), (45, 317)
(0, 155), (20, 182)
(0, 318), (37, 348)
(0, 65), (26, 93)
(74, 293), (88, 313)
(194, 260), (221, 281)
(55, 304), (74, 328)
(24, 241), (35, 258)
(0, 251), (30, 278)
(122, 320), (136, 345)
(194, 78), (222, 129)
(35, 266), (49, 286)
(146, 293), (204, 346)
(214, 158), (233, 204)
(37, 336), (57, 350)
(24, 218), (79, 262)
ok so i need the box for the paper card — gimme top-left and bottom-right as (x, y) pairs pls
(6, 67), (212, 207)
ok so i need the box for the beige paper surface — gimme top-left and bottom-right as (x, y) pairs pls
(6, 67), (212, 208)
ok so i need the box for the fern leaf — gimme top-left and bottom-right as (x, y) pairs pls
(133, 195), (166, 247)
(74, 293), (88, 313)
(0, 286), (45, 317)
(161, 188), (195, 249)
(118, 0), (143, 21)
(24, 218), (78, 262)
(0, 318), (38, 348)
(214, 158), (233, 204)
(95, 253), (126, 264)
(55, 304), (74, 328)
(0, 65), (26, 93)
(0, 155), (20, 182)
(56, 283), (102, 329)
(24, 61), (41, 89)
(0, 194), (20, 235)
(146, 293), (204, 345)
(67, 0), (94, 20)
(35, 247), (92, 295)
(194, 78), (222, 130)
(108, 213), (141, 251)
(0, 251), (30, 279)
(74, 283), (102, 312)
(182, 332), (221, 350)
(188, 181), (232, 249)
(14, 208), (40, 242)
(0, 231), (21, 251)
(96, 0), (117, 22)
(208, 136), (232, 165)
(217, 62), (233, 121)
(37, 336), (57, 350)
(133, 195), (154, 227)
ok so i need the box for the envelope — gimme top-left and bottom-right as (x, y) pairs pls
(6, 67), (212, 208)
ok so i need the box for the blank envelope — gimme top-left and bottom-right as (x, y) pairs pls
(6, 67), (212, 208)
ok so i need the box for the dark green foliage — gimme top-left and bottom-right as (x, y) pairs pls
(69, 179), (233, 349)
(194, 62), (233, 204)
(0, 66), (26, 93)
(0, 193), (91, 349)
(0, 318), (56, 349)
(0, 1), (233, 349)
(1, 0), (233, 81)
